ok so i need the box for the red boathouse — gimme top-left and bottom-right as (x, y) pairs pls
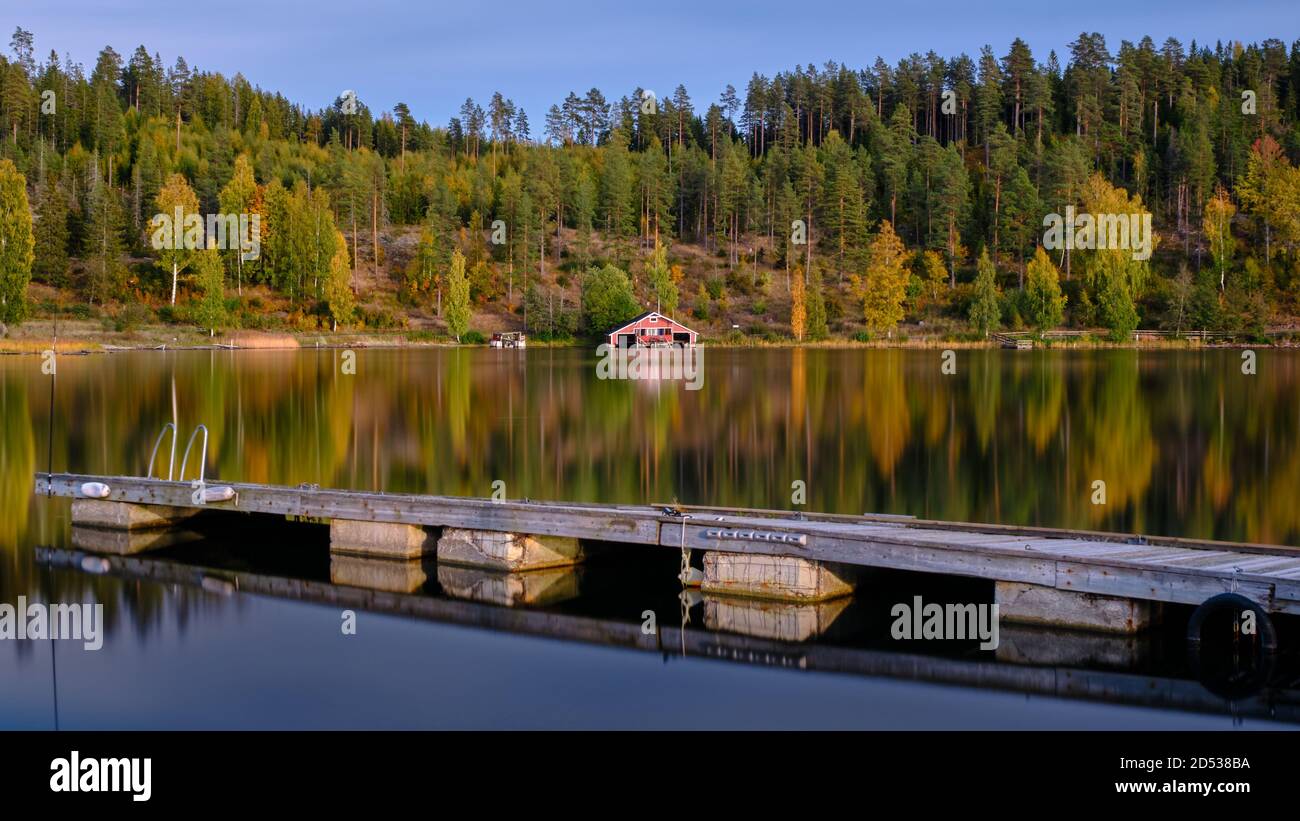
(606, 311), (699, 348)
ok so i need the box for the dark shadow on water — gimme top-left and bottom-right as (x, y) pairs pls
(33, 519), (1300, 727)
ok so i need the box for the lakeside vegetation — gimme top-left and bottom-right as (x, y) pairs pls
(0, 29), (1299, 346)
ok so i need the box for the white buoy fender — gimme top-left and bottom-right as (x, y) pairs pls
(79, 482), (111, 498)
(203, 486), (236, 503)
(200, 576), (236, 596)
(80, 557), (112, 574)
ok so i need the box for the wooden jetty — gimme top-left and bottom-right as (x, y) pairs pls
(991, 332), (1034, 349)
(994, 329), (1247, 346)
(35, 545), (1300, 725)
(34, 471), (1300, 633)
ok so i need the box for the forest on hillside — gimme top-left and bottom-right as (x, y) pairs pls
(0, 27), (1299, 342)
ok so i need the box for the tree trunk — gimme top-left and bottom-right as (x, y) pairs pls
(372, 190), (379, 278)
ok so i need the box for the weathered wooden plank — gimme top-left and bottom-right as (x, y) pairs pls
(1036, 542), (1173, 559)
(1191, 556), (1300, 573)
(1084, 548), (1187, 563)
(1276, 581), (1300, 603)
(888, 532), (1028, 546)
(1125, 550), (1221, 565)
(1053, 561), (1282, 611)
(1147, 551), (1238, 567)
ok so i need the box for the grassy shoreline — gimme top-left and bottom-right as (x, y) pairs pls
(2, 318), (1291, 355)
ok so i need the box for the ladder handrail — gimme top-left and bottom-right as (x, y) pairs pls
(178, 424), (208, 484)
(146, 422), (177, 481)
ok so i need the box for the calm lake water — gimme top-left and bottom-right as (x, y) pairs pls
(1, 346), (1297, 729)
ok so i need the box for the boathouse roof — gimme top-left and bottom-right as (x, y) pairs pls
(606, 311), (697, 336)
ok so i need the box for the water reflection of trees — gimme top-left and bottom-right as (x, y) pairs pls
(2, 347), (1300, 641)
(0, 375), (34, 549)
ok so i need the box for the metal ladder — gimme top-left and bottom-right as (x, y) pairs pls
(145, 422), (234, 505)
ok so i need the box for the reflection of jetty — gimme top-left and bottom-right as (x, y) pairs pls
(36, 472), (1300, 634)
(34, 546), (1300, 725)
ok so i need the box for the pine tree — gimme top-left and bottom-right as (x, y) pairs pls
(975, 45), (1003, 162)
(83, 175), (128, 304)
(818, 131), (868, 281)
(932, 144), (969, 286)
(805, 267), (828, 340)
(1044, 136), (1090, 277)
(89, 47), (127, 156)
(524, 281), (550, 335)
(131, 135), (162, 249)
(573, 165), (596, 266)
(999, 166), (1041, 278)
(646, 238), (677, 315)
(636, 135), (672, 243)
(498, 167), (524, 304)
(410, 180), (458, 312)
(879, 107), (912, 225)
(1002, 38), (1035, 134)
(792, 141), (823, 273)
(717, 140), (751, 268)
(600, 129), (635, 238)
(986, 122), (1017, 257)
(32, 173), (69, 288)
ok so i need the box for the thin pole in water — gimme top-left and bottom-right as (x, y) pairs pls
(45, 559), (59, 732)
(46, 322), (56, 491)
(45, 324), (60, 730)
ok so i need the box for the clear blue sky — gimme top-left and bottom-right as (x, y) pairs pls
(2, 0), (1294, 127)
